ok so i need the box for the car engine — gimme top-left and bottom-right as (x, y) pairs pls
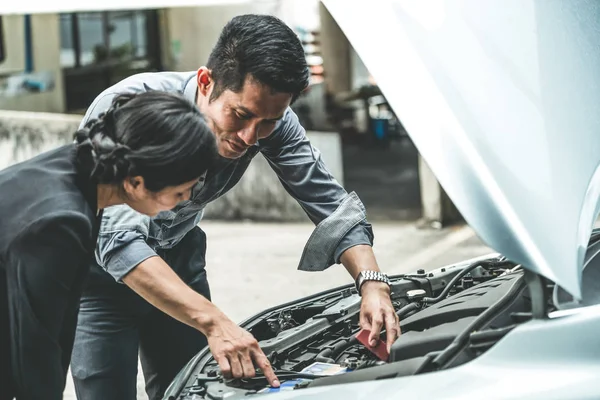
(163, 255), (542, 400)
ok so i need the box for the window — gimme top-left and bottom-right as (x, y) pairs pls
(134, 13), (148, 58)
(59, 10), (162, 112)
(59, 14), (76, 67)
(77, 13), (105, 66)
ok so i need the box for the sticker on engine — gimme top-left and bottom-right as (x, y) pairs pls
(258, 379), (311, 393)
(300, 362), (348, 376)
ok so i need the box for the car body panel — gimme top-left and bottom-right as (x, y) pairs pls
(322, 0), (600, 299)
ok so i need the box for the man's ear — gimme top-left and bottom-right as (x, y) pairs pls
(197, 67), (212, 97)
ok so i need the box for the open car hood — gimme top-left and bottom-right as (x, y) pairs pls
(323, 0), (600, 298)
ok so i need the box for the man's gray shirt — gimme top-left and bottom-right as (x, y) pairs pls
(81, 71), (374, 282)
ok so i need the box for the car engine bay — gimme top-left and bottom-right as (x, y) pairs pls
(163, 255), (549, 400)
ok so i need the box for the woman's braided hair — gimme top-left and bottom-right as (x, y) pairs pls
(74, 91), (218, 191)
(75, 93), (136, 183)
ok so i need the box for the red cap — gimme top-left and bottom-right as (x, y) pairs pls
(355, 329), (389, 361)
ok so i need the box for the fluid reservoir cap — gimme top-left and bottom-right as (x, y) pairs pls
(406, 289), (427, 300)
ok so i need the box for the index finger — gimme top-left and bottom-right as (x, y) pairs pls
(368, 317), (384, 347)
(385, 312), (400, 353)
(252, 350), (280, 388)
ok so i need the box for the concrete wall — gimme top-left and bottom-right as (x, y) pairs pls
(0, 110), (79, 169)
(0, 110), (344, 222)
(0, 14), (66, 113)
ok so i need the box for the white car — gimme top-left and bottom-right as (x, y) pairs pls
(164, 1), (600, 399)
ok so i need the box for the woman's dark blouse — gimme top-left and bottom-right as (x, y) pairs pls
(0, 144), (101, 273)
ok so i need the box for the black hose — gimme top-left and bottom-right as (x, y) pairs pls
(397, 302), (420, 319)
(422, 259), (512, 305)
(315, 337), (356, 364)
(430, 273), (526, 368)
(314, 346), (336, 363)
(468, 324), (516, 343)
(314, 355), (336, 363)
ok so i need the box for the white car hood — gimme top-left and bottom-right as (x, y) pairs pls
(323, 0), (600, 298)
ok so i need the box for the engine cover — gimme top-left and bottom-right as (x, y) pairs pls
(390, 271), (527, 362)
(390, 317), (476, 362)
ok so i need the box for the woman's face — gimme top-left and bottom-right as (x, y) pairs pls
(123, 177), (200, 217)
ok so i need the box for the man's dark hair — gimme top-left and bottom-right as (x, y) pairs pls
(207, 14), (310, 103)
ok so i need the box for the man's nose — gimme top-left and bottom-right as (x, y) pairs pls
(237, 123), (260, 146)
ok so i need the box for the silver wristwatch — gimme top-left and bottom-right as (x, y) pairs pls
(355, 270), (391, 296)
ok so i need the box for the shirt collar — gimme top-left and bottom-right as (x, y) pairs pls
(183, 74), (198, 104)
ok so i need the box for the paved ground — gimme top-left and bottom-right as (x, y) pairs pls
(62, 220), (492, 399)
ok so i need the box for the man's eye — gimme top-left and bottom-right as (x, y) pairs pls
(236, 112), (251, 120)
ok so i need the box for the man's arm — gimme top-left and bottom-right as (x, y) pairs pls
(260, 109), (400, 350)
(340, 245), (400, 352)
(122, 256), (279, 386)
(260, 109), (375, 268)
(94, 205), (279, 386)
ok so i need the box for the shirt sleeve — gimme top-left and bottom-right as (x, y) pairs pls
(259, 109), (375, 270)
(78, 83), (147, 129)
(94, 204), (158, 282)
(78, 92), (118, 129)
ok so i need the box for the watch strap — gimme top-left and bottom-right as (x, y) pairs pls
(355, 271), (390, 296)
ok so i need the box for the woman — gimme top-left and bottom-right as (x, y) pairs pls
(0, 91), (217, 400)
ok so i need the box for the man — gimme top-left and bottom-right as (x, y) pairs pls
(71, 14), (400, 400)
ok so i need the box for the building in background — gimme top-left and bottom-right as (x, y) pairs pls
(0, 0), (334, 114)
(58, 10), (163, 112)
(0, 1), (455, 225)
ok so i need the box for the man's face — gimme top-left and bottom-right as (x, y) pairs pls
(197, 73), (292, 159)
